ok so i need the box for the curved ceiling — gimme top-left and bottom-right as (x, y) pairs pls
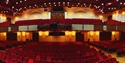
(0, 0), (125, 15)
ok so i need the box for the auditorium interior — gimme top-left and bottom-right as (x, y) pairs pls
(0, 0), (125, 63)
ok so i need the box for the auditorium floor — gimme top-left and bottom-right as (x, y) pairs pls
(91, 46), (125, 63)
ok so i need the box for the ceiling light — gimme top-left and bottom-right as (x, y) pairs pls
(108, 3), (112, 5)
(96, 0), (98, 1)
(63, 2), (65, 4)
(16, 2), (18, 4)
(116, 0), (119, 2)
(24, 7), (26, 8)
(78, 3), (80, 5)
(108, 8), (110, 9)
(24, 0), (27, 1)
(20, 1), (22, 3)
(120, 2), (122, 5)
(58, 2), (60, 4)
(29, 6), (31, 8)
(84, 3), (85, 5)
(54, 2), (55, 4)
(67, 2), (69, 4)
(102, 3), (104, 5)
(12, 6), (14, 8)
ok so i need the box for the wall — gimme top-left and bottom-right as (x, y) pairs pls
(10, 8), (52, 24)
(111, 31), (120, 41)
(17, 32), (32, 42)
(39, 31), (76, 42)
(82, 31), (100, 42)
(64, 7), (109, 22)
(0, 7), (111, 24)
(0, 32), (7, 41)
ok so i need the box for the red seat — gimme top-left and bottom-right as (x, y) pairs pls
(28, 59), (34, 63)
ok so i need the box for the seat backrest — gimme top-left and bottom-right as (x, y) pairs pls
(28, 59), (34, 63)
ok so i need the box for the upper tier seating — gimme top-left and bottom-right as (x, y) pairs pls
(15, 19), (54, 26)
(0, 42), (117, 63)
(60, 19), (102, 24)
(0, 21), (11, 26)
(106, 20), (124, 25)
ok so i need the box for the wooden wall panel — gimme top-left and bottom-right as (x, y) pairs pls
(107, 25), (116, 31)
(117, 25), (125, 31)
(11, 26), (18, 32)
(0, 27), (8, 32)
(94, 25), (103, 31)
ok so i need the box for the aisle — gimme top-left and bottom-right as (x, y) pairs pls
(90, 46), (125, 63)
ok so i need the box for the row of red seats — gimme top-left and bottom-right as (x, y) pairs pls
(0, 41), (24, 50)
(89, 41), (125, 57)
(0, 42), (117, 63)
(0, 21), (10, 26)
(60, 19), (102, 24)
(15, 19), (54, 26)
(106, 19), (125, 25)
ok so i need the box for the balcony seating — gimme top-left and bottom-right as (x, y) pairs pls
(89, 41), (125, 57)
(60, 19), (102, 24)
(0, 21), (11, 27)
(106, 20), (124, 25)
(15, 19), (54, 26)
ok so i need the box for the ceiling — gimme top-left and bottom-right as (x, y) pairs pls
(0, 0), (125, 15)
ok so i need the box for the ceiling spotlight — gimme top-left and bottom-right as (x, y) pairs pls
(12, 6), (14, 8)
(67, 2), (69, 4)
(116, 0), (119, 2)
(54, 2), (55, 4)
(108, 3), (112, 5)
(49, 2), (51, 4)
(102, 3), (104, 5)
(6, 0), (9, 4)
(63, 2), (65, 4)
(20, 1), (22, 3)
(16, 2), (18, 4)
(120, 2), (122, 5)
(58, 2), (60, 4)
(78, 3), (80, 5)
